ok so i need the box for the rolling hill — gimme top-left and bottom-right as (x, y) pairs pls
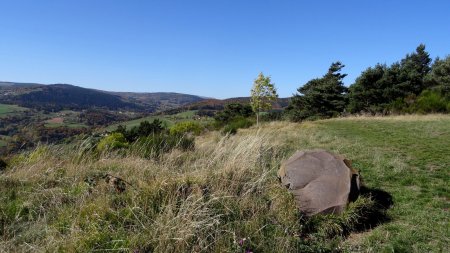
(0, 82), (206, 112)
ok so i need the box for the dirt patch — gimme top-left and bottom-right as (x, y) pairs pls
(46, 117), (64, 124)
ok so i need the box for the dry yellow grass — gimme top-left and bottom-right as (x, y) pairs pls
(1, 115), (449, 252)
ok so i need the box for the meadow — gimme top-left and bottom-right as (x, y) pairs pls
(106, 110), (211, 131)
(0, 115), (448, 252)
(0, 104), (27, 117)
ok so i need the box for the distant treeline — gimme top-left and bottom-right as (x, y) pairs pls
(286, 44), (449, 121)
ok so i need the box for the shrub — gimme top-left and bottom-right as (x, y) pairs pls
(214, 103), (253, 125)
(169, 121), (203, 136)
(96, 133), (128, 152)
(414, 89), (448, 113)
(222, 117), (254, 135)
(114, 119), (166, 142)
(260, 110), (284, 122)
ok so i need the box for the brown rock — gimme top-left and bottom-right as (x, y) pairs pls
(278, 150), (360, 216)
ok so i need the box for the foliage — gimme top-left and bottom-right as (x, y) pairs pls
(96, 133), (128, 152)
(213, 103), (253, 124)
(80, 109), (129, 126)
(348, 64), (388, 113)
(250, 73), (278, 124)
(412, 89), (448, 113)
(260, 110), (284, 122)
(114, 119), (165, 142)
(196, 109), (216, 117)
(288, 62), (348, 121)
(169, 121), (203, 136)
(222, 116), (254, 135)
(348, 44), (434, 114)
(425, 55), (450, 95)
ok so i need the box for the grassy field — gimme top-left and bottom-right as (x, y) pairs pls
(44, 122), (88, 128)
(0, 104), (27, 117)
(0, 135), (11, 147)
(106, 110), (210, 131)
(0, 115), (448, 252)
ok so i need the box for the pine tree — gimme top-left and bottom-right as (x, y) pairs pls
(348, 64), (387, 113)
(288, 62), (348, 121)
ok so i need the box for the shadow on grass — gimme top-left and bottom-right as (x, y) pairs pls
(299, 186), (394, 239)
(353, 186), (394, 231)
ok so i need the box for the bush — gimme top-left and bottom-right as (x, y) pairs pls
(96, 133), (128, 152)
(114, 119), (166, 142)
(214, 103), (253, 125)
(260, 110), (284, 122)
(414, 89), (448, 113)
(222, 117), (254, 135)
(169, 121), (203, 136)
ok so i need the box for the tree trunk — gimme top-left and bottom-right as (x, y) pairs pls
(256, 109), (260, 126)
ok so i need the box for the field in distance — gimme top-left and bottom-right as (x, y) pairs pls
(0, 103), (28, 117)
(105, 110), (212, 131)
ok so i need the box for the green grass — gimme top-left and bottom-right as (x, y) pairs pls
(106, 115), (173, 131)
(306, 115), (449, 252)
(44, 122), (88, 128)
(106, 110), (211, 131)
(0, 104), (27, 117)
(0, 135), (11, 147)
(0, 115), (448, 252)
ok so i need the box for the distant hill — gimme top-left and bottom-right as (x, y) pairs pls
(0, 81), (42, 87)
(0, 82), (206, 112)
(108, 91), (207, 111)
(184, 97), (291, 110)
(156, 97), (291, 116)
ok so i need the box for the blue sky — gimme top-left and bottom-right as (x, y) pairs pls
(1, 0), (449, 98)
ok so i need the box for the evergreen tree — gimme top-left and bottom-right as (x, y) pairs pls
(348, 64), (388, 113)
(425, 56), (450, 95)
(348, 44), (433, 113)
(388, 44), (432, 99)
(288, 62), (348, 121)
(214, 103), (253, 123)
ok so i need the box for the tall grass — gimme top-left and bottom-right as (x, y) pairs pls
(1, 115), (448, 252)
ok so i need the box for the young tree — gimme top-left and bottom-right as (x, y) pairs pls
(250, 73), (278, 125)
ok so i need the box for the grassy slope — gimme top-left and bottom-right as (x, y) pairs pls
(0, 104), (27, 117)
(105, 110), (210, 131)
(44, 122), (88, 128)
(0, 115), (448, 252)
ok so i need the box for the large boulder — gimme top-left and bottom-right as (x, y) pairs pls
(278, 150), (360, 216)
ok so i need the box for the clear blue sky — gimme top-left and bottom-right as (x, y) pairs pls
(1, 0), (449, 98)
